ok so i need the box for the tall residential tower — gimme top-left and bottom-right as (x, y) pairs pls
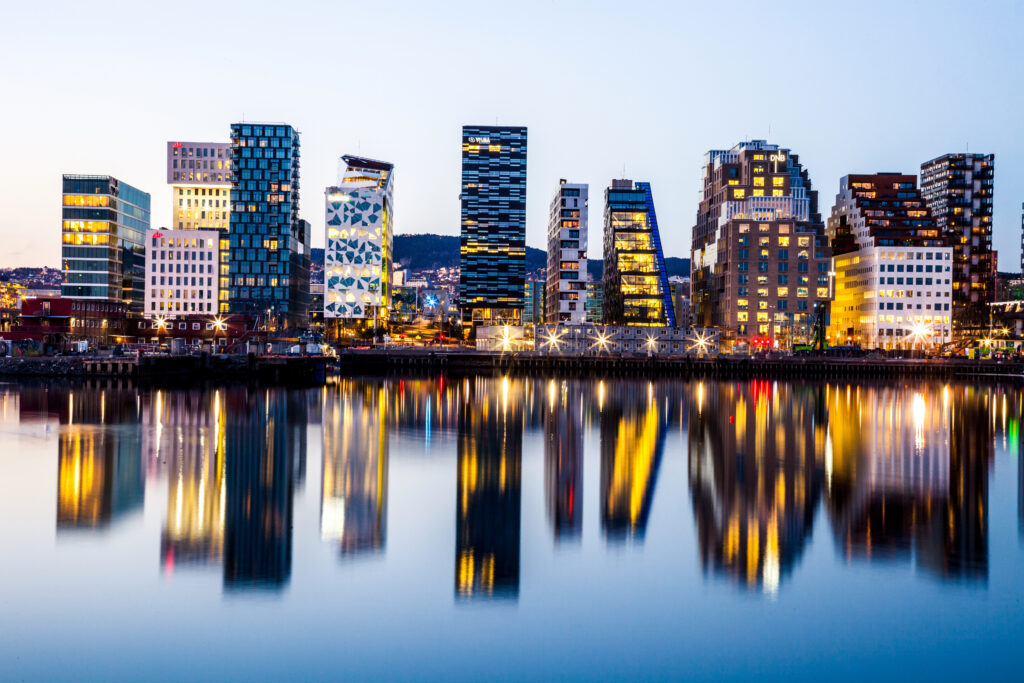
(691, 141), (830, 351)
(61, 175), (150, 314)
(227, 123), (310, 330)
(546, 180), (588, 324)
(920, 153), (995, 330)
(602, 180), (674, 326)
(324, 155), (394, 336)
(459, 125), (527, 336)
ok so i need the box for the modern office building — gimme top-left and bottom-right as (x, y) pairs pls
(144, 228), (220, 316)
(920, 153), (995, 329)
(691, 141), (831, 351)
(227, 123), (310, 330)
(827, 173), (953, 350)
(166, 142), (231, 231)
(1021, 203), (1024, 275)
(546, 180), (588, 323)
(459, 125), (527, 336)
(523, 278), (545, 324)
(324, 156), (394, 337)
(602, 180), (674, 326)
(62, 175), (150, 315)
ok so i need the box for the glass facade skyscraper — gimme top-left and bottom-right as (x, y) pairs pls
(61, 174), (150, 314)
(459, 125), (527, 336)
(228, 123), (310, 330)
(602, 179), (674, 326)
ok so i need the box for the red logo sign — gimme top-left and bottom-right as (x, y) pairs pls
(172, 142), (183, 149)
(153, 231), (164, 239)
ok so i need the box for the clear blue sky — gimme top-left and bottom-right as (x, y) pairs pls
(1, 0), (1021, 269)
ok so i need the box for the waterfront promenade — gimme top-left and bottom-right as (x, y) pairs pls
(339, 348), (1024, 382)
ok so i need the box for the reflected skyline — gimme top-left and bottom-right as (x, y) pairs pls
(456, 377), (522, 600)
(544, 379), (583, 543)
(600, 381), (669, 543)
(321, 380), (388, 556)
(0, 375), (1011, 601)
(688, 381), (825, 593)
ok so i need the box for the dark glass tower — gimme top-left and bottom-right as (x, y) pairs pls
(602, 179), (674, 326)
(228, 123), (310, 330)
(459, 125), (527, 337)
(61, 175), (149, 314)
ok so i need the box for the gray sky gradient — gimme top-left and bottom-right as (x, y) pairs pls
(1, 0), (1022, 269)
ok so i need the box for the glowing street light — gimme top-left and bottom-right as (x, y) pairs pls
(590, 328), (611, 354)
(543, 327), (565, 352)
(498, 324), (514, 352)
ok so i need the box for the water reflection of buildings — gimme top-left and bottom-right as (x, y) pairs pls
(456, 377), (522, 600)
(600, 381), (669, 542)
(223, 389), (304, 591)
(48, 384), (144, 530)
(826, 384), (990, 582)
(544, 379), (582, 542)
(688, 381), (825, 593)
(149, 390), (226, 570)
(322, 380), (387, 556)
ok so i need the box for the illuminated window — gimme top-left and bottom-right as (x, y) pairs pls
(753, 177), (765, 187)
(737, 299), (748, 309)
(753, 189), (765, 197)
(772, 177), (785, 187)
(733, 188), (746, 199)
(772, 190), (783, 197)
(758, 301), (768, 310)
(737, 312), (748, 322)
(759, 224), (769, 232)
(778, 236), (789, 247)
(816, 287), (829, 297)
(797, 287), (809, 298)
(778, 287), (789, 297)
(757, 312), (769, 322)
(738, 224), (749, 233)
(798, 237), (810, 247)
(757, 288), (769, 298)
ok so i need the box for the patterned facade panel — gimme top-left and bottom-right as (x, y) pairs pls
(325, 188), (388, 319)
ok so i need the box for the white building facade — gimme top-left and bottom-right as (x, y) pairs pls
(324, 156), (394, 326)
(144, 228), (220, 316)
(545, 180), (588, 324)
(166, 141), (231, 232)
(828, 174), (953, 350)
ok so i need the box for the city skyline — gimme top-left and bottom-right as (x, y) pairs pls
(2, 1), (1022, 269)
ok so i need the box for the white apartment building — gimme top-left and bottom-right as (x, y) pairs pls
(545, 180), (588, 323)
(828, 174), (952, 350)
(166, 141), (231, 232)
(144, 228), (220, 316)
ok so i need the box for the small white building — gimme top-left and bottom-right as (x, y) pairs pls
(144, 228), (220, 316)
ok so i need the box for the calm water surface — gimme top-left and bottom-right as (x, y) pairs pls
(1, 376), (1023, 680)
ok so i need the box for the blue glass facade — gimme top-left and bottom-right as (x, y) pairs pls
(228, 123), (310, 330)
(601, 180), (673, 326)
(61, 175), (150, 314)
(459, 125), (527, 334)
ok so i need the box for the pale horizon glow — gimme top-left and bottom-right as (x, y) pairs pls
(0, 0), (1022, 269)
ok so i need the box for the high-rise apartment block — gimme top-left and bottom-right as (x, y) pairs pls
(61, 174), (150, 314)
(324, 155), (394, 333)
(144, 228), (220, 316)
(459, 125), (527, 335)
(691, 141), (830, 350)
(167, 142), (231, 231)
(602, 180), (674, 326)
(827, 173), (952, 349)
(227, 123), (309, 330)
(920, 153), (994, 325)
(546, 181), (588, 323)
